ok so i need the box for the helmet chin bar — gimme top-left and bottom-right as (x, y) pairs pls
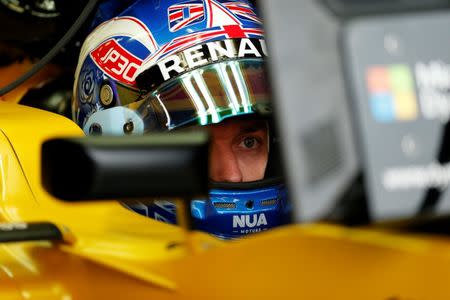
(194, 179), (290, 239)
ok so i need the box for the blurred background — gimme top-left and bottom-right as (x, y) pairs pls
(259, 0), (450, 232)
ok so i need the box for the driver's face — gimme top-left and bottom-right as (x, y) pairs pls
(208, 118), (269, 183)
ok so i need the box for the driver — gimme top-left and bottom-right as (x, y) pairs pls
(72, 0), (290, 239)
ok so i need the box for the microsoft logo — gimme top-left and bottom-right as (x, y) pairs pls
(366, 64), (418, 122)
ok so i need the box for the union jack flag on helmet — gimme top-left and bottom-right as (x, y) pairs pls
(168, 1), (205, 32)
(223, 2), (261, 24)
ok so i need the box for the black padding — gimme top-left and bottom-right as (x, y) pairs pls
(42, 132), (209, 201)
(0, 222), (62, 243)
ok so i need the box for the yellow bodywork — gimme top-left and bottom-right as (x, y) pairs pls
(1, 102), (450, 299)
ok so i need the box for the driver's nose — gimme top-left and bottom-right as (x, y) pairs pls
(209, 143), (243, 183)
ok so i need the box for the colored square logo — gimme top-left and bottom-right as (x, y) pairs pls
(366, 64), (418, 122)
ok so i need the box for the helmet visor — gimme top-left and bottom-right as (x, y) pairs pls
(128, 58), (271, 132)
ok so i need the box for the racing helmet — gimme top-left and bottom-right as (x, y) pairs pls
(73, 0), (290, 239)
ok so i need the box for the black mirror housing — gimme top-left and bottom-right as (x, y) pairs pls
(41, 132), (209, 201)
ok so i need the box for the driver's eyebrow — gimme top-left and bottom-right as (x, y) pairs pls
(238, 121), (268, 134)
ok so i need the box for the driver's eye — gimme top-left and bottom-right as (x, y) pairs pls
(242, 136), (258, 149)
